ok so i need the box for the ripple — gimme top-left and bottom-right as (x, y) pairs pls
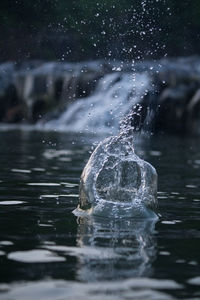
(186, 185), (197, 189)
(161, 220), (182, 225)
(0, 278), (182, 300)
(11, 169), (31, 174)
(187, 277), (200, 285)
(60, 182), (78, 187)
(161, 221), (176, 225)
(58, 157), (72, 162)
(27, 183), (60, 186)
(32, 168), (46, 172)
(39, 194), (78, 199)
(0, 201), (26, 205)
(158, 196), (168, 199)
(8, 249), (66, 263)
(0, 241), (14, 246)
(40, 195), (59, 199)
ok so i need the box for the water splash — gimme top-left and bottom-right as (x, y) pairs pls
(74, 133), (157, 219)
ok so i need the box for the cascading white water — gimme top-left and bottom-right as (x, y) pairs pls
(44, 71), (150, 135)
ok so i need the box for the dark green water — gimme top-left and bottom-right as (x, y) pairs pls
(0, 129), (200, 300)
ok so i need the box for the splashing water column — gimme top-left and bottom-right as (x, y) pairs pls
(74, 134), (157, 219)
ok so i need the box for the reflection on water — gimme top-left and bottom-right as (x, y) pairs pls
(75, 216), (157, 281)
(0, 278), (183, 300)
(1, 130), (200, 299)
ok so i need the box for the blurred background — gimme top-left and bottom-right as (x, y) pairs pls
(1, 0), (200, 62)
(1, 0), (200, 135)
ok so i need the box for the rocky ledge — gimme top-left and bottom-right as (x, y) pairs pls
(1, 57), (200, 135)
(0, 60), (110, 123)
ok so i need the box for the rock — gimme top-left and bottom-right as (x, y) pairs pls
(0, 60), (108, 123)
(2, 57), (200, 134)
(0, 82), (24, 123)
(76, 135), (157, 218)
(134, 57), (200, 135)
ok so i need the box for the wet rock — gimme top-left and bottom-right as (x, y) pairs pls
(133, 57), (200, 135)
(0, 60), (108, 123)
(1, 57), (200, 134)
(0, 82), (24, 123)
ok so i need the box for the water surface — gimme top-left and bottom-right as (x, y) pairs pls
(0, 129), (200, 299)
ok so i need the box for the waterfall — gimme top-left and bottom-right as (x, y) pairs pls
(43, 71), (150, 135)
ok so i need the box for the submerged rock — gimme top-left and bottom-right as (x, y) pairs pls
(75, 135), (157, 219)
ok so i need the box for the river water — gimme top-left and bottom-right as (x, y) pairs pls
(0, 128), (200, 299)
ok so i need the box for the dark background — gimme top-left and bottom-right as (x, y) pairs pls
(1, 0), (200, 62)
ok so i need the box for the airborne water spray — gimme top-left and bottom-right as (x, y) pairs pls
(72, 1), (163, 219)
